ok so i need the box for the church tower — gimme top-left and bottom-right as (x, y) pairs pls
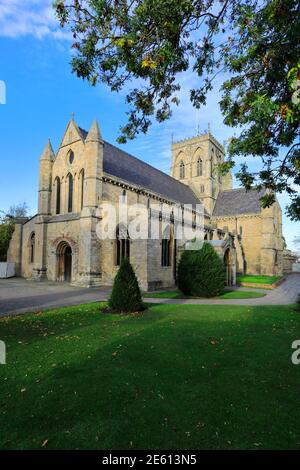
(170, 128), (231, 214)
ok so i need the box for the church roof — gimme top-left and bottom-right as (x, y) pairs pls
(102, 141), (199, 204)
(213, 188), (267, 217)
(80, 126), (199, 205)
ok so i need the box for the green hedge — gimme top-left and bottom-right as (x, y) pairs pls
(177, 242), (226, 298)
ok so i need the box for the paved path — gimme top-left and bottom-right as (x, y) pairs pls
(0, 279), (110, 317)
(0, 274), (299, 317)
(146, 274), (300, 306)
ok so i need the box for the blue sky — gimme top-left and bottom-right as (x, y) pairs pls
(0, 0), (299, 251)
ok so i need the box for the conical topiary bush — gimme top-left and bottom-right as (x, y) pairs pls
(109, 257), (144, 312)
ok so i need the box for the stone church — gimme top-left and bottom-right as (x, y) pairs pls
(8, 117), (285, 291)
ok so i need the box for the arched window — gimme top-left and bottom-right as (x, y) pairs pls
(200, 184), (205, 193)
(161, 226), (171, 267)
(80, 169), (85, 210)
(55, 177), (61, 215)
(116, 225), (130, 266)
(179, 161), (185, 179)
(197, 158), (203, 176)
(30, 233), (35, 264)
(68, 174), (73, 213)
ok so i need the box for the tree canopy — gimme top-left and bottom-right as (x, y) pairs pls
(55, 0), (300, 219)
(0, 203), (29, 262)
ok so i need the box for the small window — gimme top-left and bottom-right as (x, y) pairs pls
(179, 161), (185, 179)
(30, 233), (35, 264)
(200, 184), (205, 193)
(239, 226), (243, 235)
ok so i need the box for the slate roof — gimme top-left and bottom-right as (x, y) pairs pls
(79, 126), (200, 205)
(78, 127), (88, 140)
(213, 188), (267, 217)
(102, 141), (200, 204)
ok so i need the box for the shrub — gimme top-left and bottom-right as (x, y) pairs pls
(177, 242), (226, 298)
(109, 257), (144, 312)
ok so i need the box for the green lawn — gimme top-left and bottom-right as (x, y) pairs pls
(0, 302), (299, 450)
(144, 290), (266, 299)
(237, 274), (281, 285)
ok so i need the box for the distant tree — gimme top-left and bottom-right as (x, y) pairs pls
(0, 203), (29, 262)
(55, 0), (300, 219)
(0, 223), (14, 262)
(7, 202), (29, 218)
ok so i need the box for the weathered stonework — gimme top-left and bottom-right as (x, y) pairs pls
(7, 118), (288, 291)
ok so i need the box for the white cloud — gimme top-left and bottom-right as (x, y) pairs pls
(0, 0), (69, 39)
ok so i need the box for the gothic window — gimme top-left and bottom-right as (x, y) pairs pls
(197, 158), (203, 176)
(68, 174), (73, 213)
(161, 226), (171, 267)
(116, 225), (130, 266)
(30, 232), (35, 264)
(55, 177), (61, 215)
(179, 161), (185, 179)
(80, 169), (85, 210)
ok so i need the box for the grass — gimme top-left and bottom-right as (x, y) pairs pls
(144, 290), (266, 299)
(0, 303), (299, 450)
(237, 274), (281, 285)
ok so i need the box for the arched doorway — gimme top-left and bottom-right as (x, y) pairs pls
(57, 242), (72, 282)
(224, 248), (234, 286)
